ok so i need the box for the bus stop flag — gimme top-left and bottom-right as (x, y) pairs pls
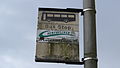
(35, 8), (82, 64)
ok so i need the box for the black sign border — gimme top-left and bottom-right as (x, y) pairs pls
(35, 56), (84, 65)
(39, 8), (83, 13)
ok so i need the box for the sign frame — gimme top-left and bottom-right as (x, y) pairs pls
(35, 8), (83, 64)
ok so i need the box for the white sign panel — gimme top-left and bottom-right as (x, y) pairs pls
(35, 8), (81, 64)
(37, 30), (79, 43)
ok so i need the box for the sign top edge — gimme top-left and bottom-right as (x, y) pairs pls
(38, 8), (83, 13)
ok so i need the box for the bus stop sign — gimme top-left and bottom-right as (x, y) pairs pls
(35, 8), (82, 64)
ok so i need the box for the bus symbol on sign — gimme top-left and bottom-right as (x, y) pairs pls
(41, 12), (76, 23)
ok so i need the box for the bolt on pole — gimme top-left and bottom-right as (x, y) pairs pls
(83, 0), (98, 68)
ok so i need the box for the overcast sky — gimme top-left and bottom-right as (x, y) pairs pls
(0, 0), (120, 68)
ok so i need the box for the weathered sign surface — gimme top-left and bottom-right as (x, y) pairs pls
(35, 8), (81, 63)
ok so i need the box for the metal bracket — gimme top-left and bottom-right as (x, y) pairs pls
(83, 8), (95, 12)
(83, 57), (98, 62)
(82, 8), (96, 15)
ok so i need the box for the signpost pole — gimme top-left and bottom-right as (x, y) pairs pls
(83, 0), (98, 68)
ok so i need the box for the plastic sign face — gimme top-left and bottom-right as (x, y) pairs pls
(35, 8), (80, 63)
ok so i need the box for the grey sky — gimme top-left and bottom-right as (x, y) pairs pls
(0, 0), (120, 68)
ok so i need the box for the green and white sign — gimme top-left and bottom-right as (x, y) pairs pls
(37, 30), (79, 43)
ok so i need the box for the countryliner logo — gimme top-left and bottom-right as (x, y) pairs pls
(39, 31), (74, 40)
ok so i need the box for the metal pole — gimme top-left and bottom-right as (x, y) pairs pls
(83, 0), (98, 68)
